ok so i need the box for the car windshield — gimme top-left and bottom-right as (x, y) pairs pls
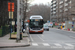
(44, 24), (48, 27)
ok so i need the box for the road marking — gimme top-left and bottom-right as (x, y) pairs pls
(70, 36), (75, 38)
(32, 43), (38, 46)
(65, 43), (74, 47)
(41, 35), (44, 37)
(43, 43), (50, 46)
(64, 44), (74, 49)
(30, 35), (34, 41)
(54, 43), (62, 46)
(37, 35), (44, 41)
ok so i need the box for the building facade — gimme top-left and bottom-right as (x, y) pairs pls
(51, 0), (75, 23)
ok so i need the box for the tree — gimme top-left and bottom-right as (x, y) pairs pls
(27, 4), (50, 21)
(0, 0), (17, 26)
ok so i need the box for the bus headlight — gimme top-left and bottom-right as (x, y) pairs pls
(30, 28), (32, 30)
(41, 28), (44, 30)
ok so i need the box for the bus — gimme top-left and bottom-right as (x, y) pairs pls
(28, 15), (44, 34)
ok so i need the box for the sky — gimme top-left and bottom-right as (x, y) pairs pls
(31, 0), (52, 5)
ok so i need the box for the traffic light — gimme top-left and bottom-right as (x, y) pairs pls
(8, 3), (11, 11)
(12, 3), (14, 12)
(8, 2), (14, 12)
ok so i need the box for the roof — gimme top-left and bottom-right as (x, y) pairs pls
(30, 15), (43, 19)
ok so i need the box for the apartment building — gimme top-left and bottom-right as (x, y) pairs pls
(51, 0), (75, 23)
(51, 0), (58, 22)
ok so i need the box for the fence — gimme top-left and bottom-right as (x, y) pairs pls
(0, 26), (10, 37)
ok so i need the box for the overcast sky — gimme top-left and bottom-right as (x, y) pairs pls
(31, 0), (52, 5)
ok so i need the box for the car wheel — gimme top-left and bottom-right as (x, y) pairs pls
(47, 29), (49, 31)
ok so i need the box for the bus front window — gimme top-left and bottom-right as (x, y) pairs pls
(29, 19), (43, 28)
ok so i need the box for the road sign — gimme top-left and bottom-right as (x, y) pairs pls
(50, 22), (53, 26)
(9, 12), (13, 19)
(50, 22), (52, 24)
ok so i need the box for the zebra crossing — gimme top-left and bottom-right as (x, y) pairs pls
(31, 43), (75, 49)
(31, 43), (75, 47)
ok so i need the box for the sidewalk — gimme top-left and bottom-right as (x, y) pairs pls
(0, 33), (30, 48)
(53, 27), (75, 33)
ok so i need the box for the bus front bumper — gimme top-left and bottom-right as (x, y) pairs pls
(29, 29), (44, 33)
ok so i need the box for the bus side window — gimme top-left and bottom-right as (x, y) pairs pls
(40, 20), (43, 25)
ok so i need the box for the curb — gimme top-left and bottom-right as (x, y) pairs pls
(0, 33), (31, 48)
(0, 44), (30, 48)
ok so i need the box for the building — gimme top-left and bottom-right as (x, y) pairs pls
(51, 0), (75, 23)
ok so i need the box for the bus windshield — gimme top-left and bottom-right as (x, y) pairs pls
(29, 19), (43, 28)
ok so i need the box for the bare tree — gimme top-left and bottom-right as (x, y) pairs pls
(27, 4), (50, 21)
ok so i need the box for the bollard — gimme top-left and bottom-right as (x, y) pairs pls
(20, 32), (22, 40)
(68, 28), (70, 31)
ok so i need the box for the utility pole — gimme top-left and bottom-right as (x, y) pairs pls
(20, 0), (24, 40)
(17, 0), (20, 41)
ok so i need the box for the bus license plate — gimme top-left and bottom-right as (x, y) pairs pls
(35, 31), (38, 32)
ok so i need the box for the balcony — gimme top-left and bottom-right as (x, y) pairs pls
(53, 8), (56, 10)
(65, 0), (68, 2)
(51, 4), (53, 6)
(53, 12), (56, 14)
(59, 6), (63, 8)
(69, 6), (71, 8)
(51, 2), (53, 5)
(64, 3), (68, 6)
(51, 0), (53, 3)
(59, 1), (63, 4)
(51, 6), (53, 8)
(53, 4), (57, 7)
(51, 9), (53, 11)
(60, 10), (62, 12)
(53, 1), (56, 4)
(65, 9), (68, 11)
(69, 1), (71, 3)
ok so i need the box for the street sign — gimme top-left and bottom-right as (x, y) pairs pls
(9, 12), (13, 19)
(50, 22), (53, 26)
(68, 21), (72, 24)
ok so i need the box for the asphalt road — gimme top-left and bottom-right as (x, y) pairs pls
(1, 28), (75, 50)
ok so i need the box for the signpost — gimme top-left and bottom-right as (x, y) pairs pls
(50, 22), (53, 27)
(8, 2), (14, 39)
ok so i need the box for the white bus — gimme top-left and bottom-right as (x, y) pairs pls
(29, 15), (44, 34)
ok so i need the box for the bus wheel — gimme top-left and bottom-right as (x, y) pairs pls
(29, 32), (31, 34)
(40, 32), (43, 34)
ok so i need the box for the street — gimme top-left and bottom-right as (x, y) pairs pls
(1, 28), (75, 50)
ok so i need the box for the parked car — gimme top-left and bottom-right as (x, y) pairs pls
(57, 24), (61, 29)
(43, 24), (49, 31)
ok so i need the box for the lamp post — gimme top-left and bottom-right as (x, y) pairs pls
(17, 0), (20, 41)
